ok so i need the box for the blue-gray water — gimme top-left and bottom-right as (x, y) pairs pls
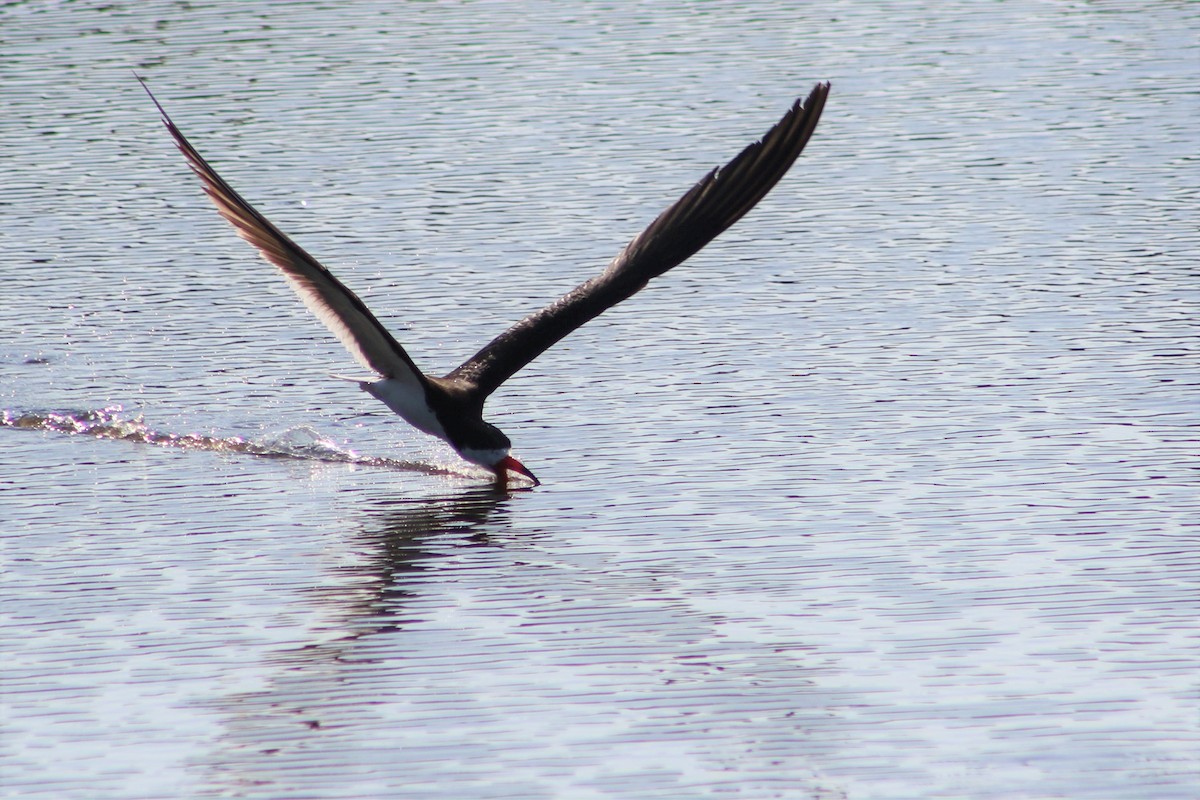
(2, 2), (1197, 798)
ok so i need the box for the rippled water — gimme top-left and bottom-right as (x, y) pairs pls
(2, 1), (1197, 798)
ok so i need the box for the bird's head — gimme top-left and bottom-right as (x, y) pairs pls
(459, 422), (540, 490)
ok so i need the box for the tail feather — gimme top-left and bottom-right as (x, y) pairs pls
(330, 373), (376, 388)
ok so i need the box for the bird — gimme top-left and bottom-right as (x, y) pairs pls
(138, 77), (829, 490)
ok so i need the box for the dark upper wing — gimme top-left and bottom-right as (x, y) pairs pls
(138, 77), (426, 384)
(447, 82), (830, 400)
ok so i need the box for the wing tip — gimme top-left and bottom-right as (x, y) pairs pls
(134, 72), (172, 124)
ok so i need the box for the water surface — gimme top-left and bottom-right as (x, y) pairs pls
(2, 2), (1197, 798)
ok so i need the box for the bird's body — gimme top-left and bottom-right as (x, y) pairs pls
(139, 78), (829, 489)
(362, 377), (446, 440)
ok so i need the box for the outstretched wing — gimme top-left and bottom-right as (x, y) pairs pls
(447, 82), (830, 400)
(139, 76), (425, 384)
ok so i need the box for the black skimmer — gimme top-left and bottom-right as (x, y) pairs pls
(139, 78), (829, 489)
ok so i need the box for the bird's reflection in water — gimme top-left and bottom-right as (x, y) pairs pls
(323, 486), (515, 636)
(196, 487), (524, 794)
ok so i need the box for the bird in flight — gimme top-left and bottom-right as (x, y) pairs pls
(139, 77), (829, 489)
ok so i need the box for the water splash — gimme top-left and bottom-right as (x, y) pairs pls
(1, 406), (464, 477)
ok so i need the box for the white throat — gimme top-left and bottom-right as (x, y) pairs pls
(459, 446), (508, 469)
